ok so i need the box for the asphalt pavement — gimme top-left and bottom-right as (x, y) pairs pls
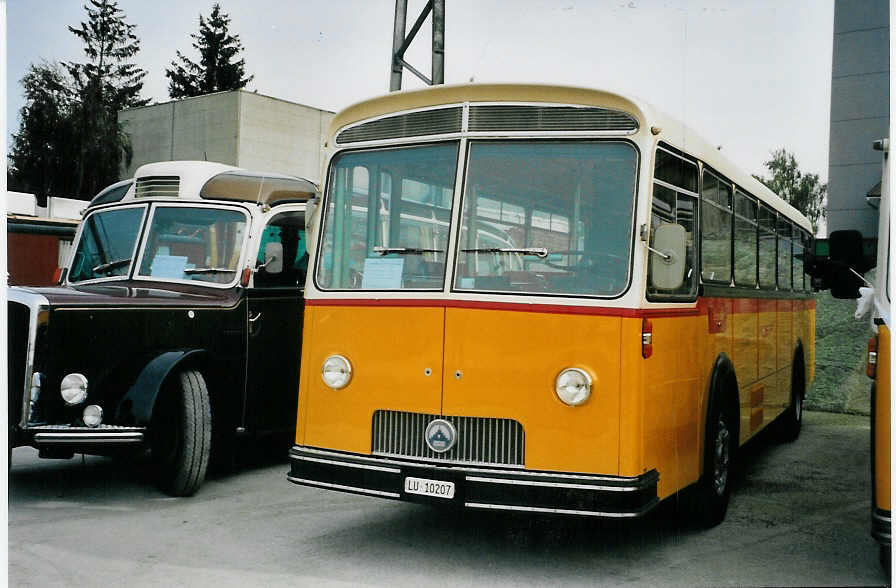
(8, 410), (890, 587)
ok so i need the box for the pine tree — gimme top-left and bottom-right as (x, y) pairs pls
(66, 0), (149, 197)
(166, 3), (254, 98)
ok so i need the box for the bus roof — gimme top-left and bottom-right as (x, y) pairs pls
(329, 83), (812, 234)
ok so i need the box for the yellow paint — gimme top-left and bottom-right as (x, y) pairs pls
(295, 301), (816, 502)
(875, 325), (891, 512)
(441, 308), (622, 475)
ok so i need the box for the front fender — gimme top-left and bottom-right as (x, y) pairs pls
(115, 350), (205, 426)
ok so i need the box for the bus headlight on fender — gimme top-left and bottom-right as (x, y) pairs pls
(322, 355), (352, 389)
(60, 373), (88, 406)
(555, 368), (592, 406)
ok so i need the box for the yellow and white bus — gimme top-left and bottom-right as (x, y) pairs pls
(288, 84), (814, 526)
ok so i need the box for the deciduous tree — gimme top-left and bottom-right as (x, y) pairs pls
(754, 148), (827, 233)
(166, 3), (253, 98)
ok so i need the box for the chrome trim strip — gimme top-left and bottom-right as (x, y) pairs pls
(292, 447), (650, 483)
(465, 476), (639, 492)
(287, 476), (401, 499)
(7, 288), (49, 428)
(33, 432), (144, 443)
(464, 502), (644, 518)
(296, 455), (401, 474)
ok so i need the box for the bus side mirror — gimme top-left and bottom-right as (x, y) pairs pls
(261, 242), (283, 274)
(649, 223), (687, 291)
(824, 230), (869, 299)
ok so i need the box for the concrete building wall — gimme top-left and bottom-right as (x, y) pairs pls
(827, 0), (889, 237)
(237, 92), (333, 183)
(118, 91), (333, 184)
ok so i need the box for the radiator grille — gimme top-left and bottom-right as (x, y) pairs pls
(469, 105), (638, 133)
(336, 107), (462, 144)
(372, 410), (525, 467)
(7, 301), (29, 427)
(135, 176), (180, 198)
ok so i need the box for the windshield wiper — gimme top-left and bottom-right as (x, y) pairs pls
(92, 258), (132, 274)
(183, 267), (235, 274)
(373, 247), (442, 255)
(461, 247), (549, 259)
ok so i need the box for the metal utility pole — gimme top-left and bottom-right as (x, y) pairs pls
(389, 0), (445, 91)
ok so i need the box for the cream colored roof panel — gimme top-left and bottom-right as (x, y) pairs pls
(329, 83), (811, 233)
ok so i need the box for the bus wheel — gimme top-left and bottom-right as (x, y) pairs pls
(684, 394), (734, 528)
(779, 355), (805, 442)
(151, 369), (212, 496)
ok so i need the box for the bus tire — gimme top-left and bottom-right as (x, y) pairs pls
(779, 353), (805, 442)
(151, 369), (211, 497)
(685, 390), (736, 528)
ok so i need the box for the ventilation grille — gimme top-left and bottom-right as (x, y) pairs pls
(372, 410), (525, 467)
(469, 105), (638, 133)
(135, 176), (180, 198)
(336, 107), (462, 144)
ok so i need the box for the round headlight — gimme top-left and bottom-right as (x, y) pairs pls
(555, 368), (592, 406)
(60, 373), (88, 406)
(321, 355), (352, 389)
(83, 405), (103, 427)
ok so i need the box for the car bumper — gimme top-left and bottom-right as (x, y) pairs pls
(873, 508), (892, 546)
(23, 424), (146, 446)
(288, 446), (659, 518)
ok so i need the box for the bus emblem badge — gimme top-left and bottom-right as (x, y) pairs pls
(425, 419), (457, 453)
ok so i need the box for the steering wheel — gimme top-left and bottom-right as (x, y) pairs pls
(542, 250), (623, 273)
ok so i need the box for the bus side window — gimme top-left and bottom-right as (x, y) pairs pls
(647, 145), (698, 300)
(254, 210), (307, 289)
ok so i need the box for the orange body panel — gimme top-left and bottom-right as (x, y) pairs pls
(297, 306), (445, 452)
(442, 308), (622, 475)
(296, 298), (815, 502)
(875, 324), (891, 512)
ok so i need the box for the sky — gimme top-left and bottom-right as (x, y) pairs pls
(5, 0), (834, 183)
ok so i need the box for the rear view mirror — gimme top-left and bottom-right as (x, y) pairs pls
(649, 223), (687, 291)
(826, 230), (868, 299)
(262, 242), (283, 274)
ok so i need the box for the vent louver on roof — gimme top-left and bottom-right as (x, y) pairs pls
(336, 107), (462, 144)
(135, 176), (179, 198)
(468, 105), (638, 133)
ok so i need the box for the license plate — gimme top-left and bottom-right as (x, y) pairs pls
(404, 476), (455, 499)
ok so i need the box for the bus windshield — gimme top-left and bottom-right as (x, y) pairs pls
(455, 141), (638, 297)
(69, 206), (146, 282)
(316, 143), (458, 290)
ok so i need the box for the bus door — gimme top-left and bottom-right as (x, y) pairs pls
(245, 208), (307, 433)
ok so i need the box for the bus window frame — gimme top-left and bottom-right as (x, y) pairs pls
(312, 140), (461, 293)
(646, 143), (700, 303)
(699, 167), (734, 286)
(449, 137), (642, 301)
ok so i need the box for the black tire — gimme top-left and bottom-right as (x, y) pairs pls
(682, 393), (735, 528)
(880, 543), (891, 575)
(151, 369), (212, 496)
(779, 355), (805, 442)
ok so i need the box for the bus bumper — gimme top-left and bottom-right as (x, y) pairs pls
(287, 446), (659, 518)
(873, 508), (892, 546)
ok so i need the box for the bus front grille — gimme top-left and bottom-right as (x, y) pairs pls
(371, 410), (525, 467)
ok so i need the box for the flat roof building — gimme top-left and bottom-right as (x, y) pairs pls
(118, 90), (335, 183)
(827, 0), (889, 237)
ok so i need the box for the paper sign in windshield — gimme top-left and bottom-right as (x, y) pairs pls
(361, 257), (404, 289)
(149, 254), (189, 278)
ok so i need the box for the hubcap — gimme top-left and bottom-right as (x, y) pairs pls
(795, 393), (802, 422)
(713, 415), (730, 496)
